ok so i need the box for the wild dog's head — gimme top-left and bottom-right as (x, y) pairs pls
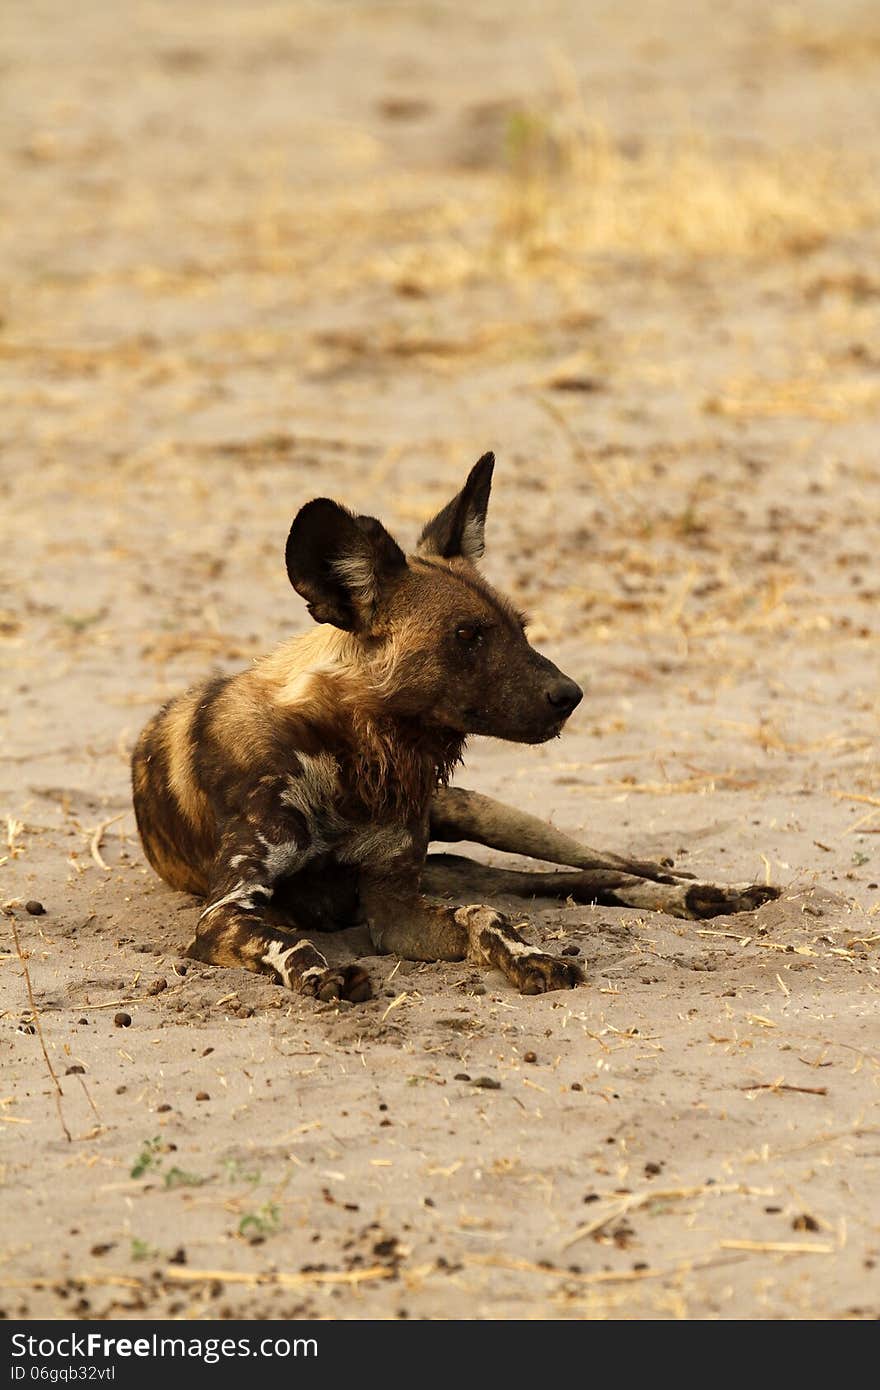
(285, 453), (582, 744)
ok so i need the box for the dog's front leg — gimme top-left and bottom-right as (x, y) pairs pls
(186, 790), (371, 1003)
(360, 858), (583, 995)
(430, 786), (693, 882)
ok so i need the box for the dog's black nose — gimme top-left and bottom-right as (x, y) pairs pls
(546, 677), (583, 717)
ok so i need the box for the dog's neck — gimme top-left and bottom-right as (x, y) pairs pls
(257, 627), (465, 818)
(344, 708), (465, 822)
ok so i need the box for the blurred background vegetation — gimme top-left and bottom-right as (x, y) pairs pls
(2, 1), (878, 785)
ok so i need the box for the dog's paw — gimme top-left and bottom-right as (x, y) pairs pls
(517, 953), (585, 995)
(312, 964), (373, 1004)
(456, 904), (584, 994)
(684, 882), (781, 919)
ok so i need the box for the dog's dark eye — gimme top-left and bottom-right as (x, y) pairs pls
(456, 624), (481, 643)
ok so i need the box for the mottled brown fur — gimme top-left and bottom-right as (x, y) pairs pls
(132, 452), (778, 1001)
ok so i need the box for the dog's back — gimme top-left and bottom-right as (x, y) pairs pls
(133, 627), (371, 896)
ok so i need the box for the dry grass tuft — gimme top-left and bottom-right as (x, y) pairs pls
(705, 371), (880, 421)
(770, 11), (880, 68)
(498, 109), (878, 265)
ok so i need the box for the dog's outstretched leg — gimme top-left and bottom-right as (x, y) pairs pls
(429, 788), (779, 916)
(423, 853), (776, 920)
(360, 857), (583, 994)
(430, 787), (688, 881)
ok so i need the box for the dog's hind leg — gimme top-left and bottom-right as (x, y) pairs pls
(422, 852), (776, 920)
(430, 787), (688, 882)
(429, 789), (779, 917)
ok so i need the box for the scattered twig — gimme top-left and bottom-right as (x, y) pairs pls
(561, 1182), (770, 1251)
(89, 812), (128, 871)
(75, 1074), (102, 1124)
(570, 772), (757, 796)
(9, 918), (70, 1143)
(719, 1239), (833, 1255)
(65, 984), (187, 1011)
(0, 1276), (142, 1291)
(843, 807), (880, 836)
(381, 991), (408, 1023)
(163, 1265), (394, 1288)
(740, 1081), (828, 1096)
(469, 1251), (747, 1285)
(773, 1123), (880, 1158)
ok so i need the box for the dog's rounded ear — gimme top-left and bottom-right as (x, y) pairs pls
(416, 452), (494, 562)
(286, 499), (406, 631)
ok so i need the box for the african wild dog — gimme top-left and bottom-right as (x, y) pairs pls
(132, 453), (777, 1001)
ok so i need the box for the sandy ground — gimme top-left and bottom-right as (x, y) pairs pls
(2, 0), (879, 1320)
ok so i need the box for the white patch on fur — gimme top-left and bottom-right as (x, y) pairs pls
(299, 963), (329, 987)
(257, 835), (307, 879)
(262, 940), (329, 990)
(287, 940), (317, 957)
(460, 511), (485, 561)
(332, 552), (377, 607)
(455, 905), (544, 959)
(276, 662), (335, 707)
(486, 930), (543, 959)
(281, 752), (339, 819)
(264, 627), (358, 707)
(200, 882), (260, 920)
(260, 939), (297, 988)
(258, 624), (401, 712)
(280, 753), (343, 855)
